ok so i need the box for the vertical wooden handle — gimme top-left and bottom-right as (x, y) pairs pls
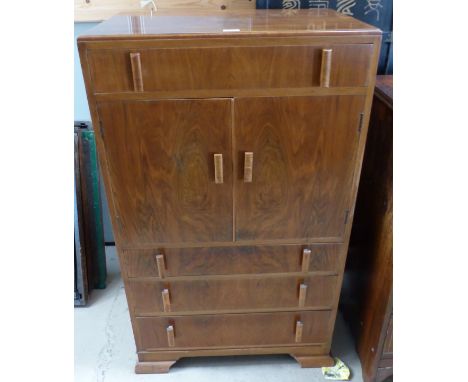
(295, 320), (303, 343)
(214, 154), (223, 184)
(162, 288), (171, 312)
(130, 52), (144, 92)
(166, 325), (175, 347)
(320, 49), (332, 88)
(298, 283), (307, 307)
(155, 254), (166, 278)
(243, 152), (254, 183)
(301, 249), (311, 272)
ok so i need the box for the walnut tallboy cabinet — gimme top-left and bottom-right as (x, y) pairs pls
(78, 9), (381, 373)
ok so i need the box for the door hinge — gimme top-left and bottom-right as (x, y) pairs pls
(98, 120), (105, 140)
(344, 210), (350, 225)
(358, 112), (365, 134)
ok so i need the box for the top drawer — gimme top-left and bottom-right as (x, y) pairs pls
(87, 44), (373, 93)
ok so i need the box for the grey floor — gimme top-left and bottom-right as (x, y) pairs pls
(75, 247), (363, 382)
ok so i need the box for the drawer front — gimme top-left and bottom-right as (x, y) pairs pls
(88, 44), (373, 93)
(136, 310), (332, 350)
(124, 244), (342, 278)
(129, 275), (337, 314)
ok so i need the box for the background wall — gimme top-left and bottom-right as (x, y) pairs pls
(75, 22), (99, 121)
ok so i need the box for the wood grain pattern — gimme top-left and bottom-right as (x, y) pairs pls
(295, 321), (303, 343)
(77, 9), (380, 38)
(342, 76), (392, 382)
(161, 289), (171, 312)
(155, 254), (166, 278)
(243, 152), (253, 183)
(234, 96), (365, 241)
(124, 244), (342, 278)
(354, 76), (393, 382)
(214, 154), (223, 184)
(138, 344), (328, 362)
(75, 0), (256, 22)
(298, 284), (307, 308)
(166, 325), (175, 347)
(77, 9), (381, 373)
(320, 49), (332, 88)
(301, 249), (311, 272)
(136, 310), (332, 350)
(87, 44), (372, 94)
(135, 360), (178, 374)
(129, 275), (337, 314)
(292, 354), (334, 367)
(98, 99), (233, 245)
(130, 52), (143, 92)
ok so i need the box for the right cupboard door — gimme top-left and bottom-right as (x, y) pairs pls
(234, 96), (366, 241)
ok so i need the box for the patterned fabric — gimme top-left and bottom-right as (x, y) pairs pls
(256, 0), (393, 74)
(256, 0), (392, 31)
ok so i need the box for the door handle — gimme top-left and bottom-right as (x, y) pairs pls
(130, 52), (144, 92)
(162, 288), (171, 312)
(295, 320), (303, 343)
(167, 325), (175, 347)
(243, 152), (254, 183)
(298, 283), (307, 307)
(154, 253), (166, 278)
(214, 154), (223, 184)
(320, 49), (333, 88)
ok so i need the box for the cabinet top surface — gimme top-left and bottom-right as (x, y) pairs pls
(78, 9), (381, 41)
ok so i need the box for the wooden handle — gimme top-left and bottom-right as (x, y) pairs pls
(214, 154), (223, 184)
(295, 320), (303, 343)
(298, 283), (307, 307)
(166, 325), (175, 347)
(155, 254), (166, 278)
(162, 288), (171, 312)
(301, 249), (311, 272)
(320, 49), (332, 88)
(243, 152), (254, 183)
(130, 52), (144, 92)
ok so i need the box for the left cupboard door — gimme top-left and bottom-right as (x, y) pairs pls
(97, 99), (233, 246)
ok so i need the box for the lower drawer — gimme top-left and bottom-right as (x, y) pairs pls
(129, 275), (338, 314)
(136, 310), (332, 350)
(123, 244), (342, 278)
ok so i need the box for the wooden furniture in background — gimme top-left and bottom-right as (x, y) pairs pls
(78, 9), (381, 373)
(341, 75), (393, 382)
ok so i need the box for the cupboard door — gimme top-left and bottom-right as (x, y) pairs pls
(98, 99), (233, 245)
(234, 96), (365, 241)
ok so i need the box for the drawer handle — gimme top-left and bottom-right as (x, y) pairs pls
(162, 288), (171, 312)
(154, 254), (166, 278)
(298, 283), (307, 307)
(320, 49), (333, 88)
(130, 52), (144, 92)
(166, 325), (175, 347)
(301, 249), (311, 272)
(243, 152), (254, 183)
(214, 154), (223, 184)
(295, 320), (303, 343)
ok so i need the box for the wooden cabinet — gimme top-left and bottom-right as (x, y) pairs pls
(234, 96), (365, 240)
(78, 9), (381, 373)
(341, 75), (393, 382)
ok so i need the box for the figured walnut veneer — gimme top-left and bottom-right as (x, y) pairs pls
(78, 8), (381, 373)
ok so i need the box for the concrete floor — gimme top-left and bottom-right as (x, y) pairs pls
(75, 247), (364, 382)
